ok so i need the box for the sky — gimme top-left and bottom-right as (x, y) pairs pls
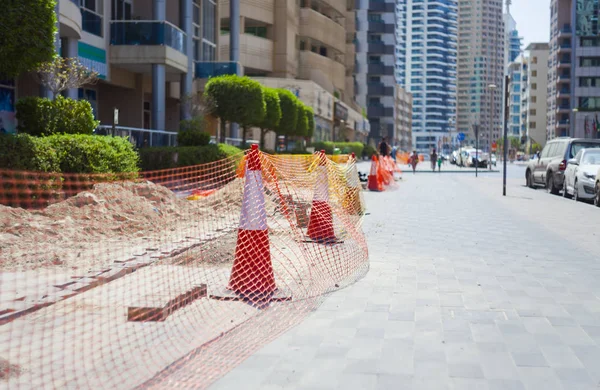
(510, 0), (551, 47)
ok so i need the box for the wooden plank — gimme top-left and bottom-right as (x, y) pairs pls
(127, 284), (207, 322)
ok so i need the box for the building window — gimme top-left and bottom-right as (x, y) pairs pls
(245, 26), (267, 38)
(111, 0), (132, 20)
(531, 83), (537, 90)
(78, 88), (98, 118)
(81, 0), (104, 37)
(202, 0), (216, 45)
(531, 70), (537, 77)
(580, 57), (600, 67)
(202, 41), (216, 61)
(531, 96), (537, 103)
(532, 56), (537, 64)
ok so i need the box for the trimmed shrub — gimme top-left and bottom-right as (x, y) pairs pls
(312, 142), (364, 156)
(0, 133), (60, 172)
(16, 95), (99, 136)
(0, 133), (139, 174)
(44, 134), (139, 174)
(363, 144), (377, 158)
(138, 144), (243, 171)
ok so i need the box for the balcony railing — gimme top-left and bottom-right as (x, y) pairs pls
(110, 21), (187, 53)
(96, 125), (177, 148)
(195, 61), (240, 78)
(70, 0), (80, 5)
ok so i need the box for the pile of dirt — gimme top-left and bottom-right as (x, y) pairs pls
(0, 179), (246, 272)
(0, 358), (21, 380)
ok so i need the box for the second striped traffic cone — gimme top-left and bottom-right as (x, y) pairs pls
(211, 144), (290, 302)
(306, 150), (340, 244)
(368, 155), (383, 191)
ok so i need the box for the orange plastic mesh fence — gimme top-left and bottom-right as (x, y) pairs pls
(0, 148), (368, 389)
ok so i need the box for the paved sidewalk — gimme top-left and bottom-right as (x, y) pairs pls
(210, 172), (600, 390)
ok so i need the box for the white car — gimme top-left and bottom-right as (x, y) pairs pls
(563, 148), (600, 202)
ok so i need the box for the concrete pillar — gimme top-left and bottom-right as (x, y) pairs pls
(62, 38), (80, 100)
(229, 0), (241, 139)
(180, 0), (193, 121)
(152, 0), (166, 130)
(152, 64), (166, 130)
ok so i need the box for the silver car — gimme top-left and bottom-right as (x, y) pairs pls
(563, 148), (600, 202)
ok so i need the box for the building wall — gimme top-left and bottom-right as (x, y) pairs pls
(524, 45), (550, 147)
(456, 0), (505, 151)
(395, 85), (413, 151)
(507, 59), (523, 138)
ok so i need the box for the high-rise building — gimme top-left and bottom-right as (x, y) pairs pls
(395, 0), (407, 86)
(507, 56), (524, 137)
(503, 12), (522, 73)
(216, 0), (369, 146)
(395, 85), (413, 151)
(456, 0), (505, 151)
(3, 0), (220, 137)
(399, 0), (457, 154)
(522, 43), (550, 148)
(548, 0), (600, 140)
(355, 0), (397, 144)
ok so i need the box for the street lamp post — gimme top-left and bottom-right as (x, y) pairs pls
(474, 124), (479, 178)
(571, 108), (578, 138)
(488, 84), (498, 170)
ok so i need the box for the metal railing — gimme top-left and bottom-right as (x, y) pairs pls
(209, 136), (259, 147)
(96, 125), (178, 148)
(109, 20), (187, 53)
(194, 61), (241, 79)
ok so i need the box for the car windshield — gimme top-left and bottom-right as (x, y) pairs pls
(582, 149), (600, 165)
(570, 142), (600, 158)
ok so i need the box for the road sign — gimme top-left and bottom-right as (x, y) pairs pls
(457, 132), (465, 141)
(492, 142), (497, 152)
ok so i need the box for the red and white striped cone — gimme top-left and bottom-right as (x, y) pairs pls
(212, 144), (289, 302)
(368, 155), (383, 191)
(306, 150), (339, 244)
(343, 153), (363, 215)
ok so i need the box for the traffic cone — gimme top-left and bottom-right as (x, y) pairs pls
(343, 153), (363, 215)
(378, 156), (392, 186)
(306, 150), (339, 243)
(211, 144), (289, 302)
(368, 155), (383, 191)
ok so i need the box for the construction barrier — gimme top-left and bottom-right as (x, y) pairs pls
(0, 149), (368, 389)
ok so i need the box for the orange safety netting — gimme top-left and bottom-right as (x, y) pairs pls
(0, 147), (368, 389)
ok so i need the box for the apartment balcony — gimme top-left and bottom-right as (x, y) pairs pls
(367, 104), (394, 118)
(323, 0), (347, 16)
(195, 62), (240, 79)
(220, 33), (273, 72)
(59, 0), (82, 38)
(369, 0), (395, 12)
(219, 0), (274, 25)
(558, 59), (572, 68)
(558, 24), (572, 37)
(367, 82), (394, 96)
(367, 62), (395, 76)
(298, 50), (345, 93)
(558, 42), (572, 52)
(368, 42), (394, 55)
(109, 21), (188, 73)
(557, 88), (570, 98)
(299, 8), (346, 54)
(368, 20), (395, 34)
(557, 104), (571, 113)
(558, 119), (570, 127)
(557, 73), (571, 83)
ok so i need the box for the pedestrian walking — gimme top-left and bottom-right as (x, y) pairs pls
(437, 155), (443, 172)
(430, 148), (438, 172)
(391, 144), (397, 163)
(410, 150), (419, 174)
(378, 137), (390, 157)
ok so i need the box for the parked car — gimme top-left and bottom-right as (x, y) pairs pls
(525, 138), (600, 194)
(595, 166), (600, 207)
(456, 148), (489, 168)
(563, 148), (600, 201)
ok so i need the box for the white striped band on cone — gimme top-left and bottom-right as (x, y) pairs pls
(227, 146), (276, 296)
(307, 153), (336, 242)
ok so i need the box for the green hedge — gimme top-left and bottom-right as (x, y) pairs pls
(312, 142), (364, 156)
(0, 133), (139, 174)
(138, 144), (243, 171)
(16, 95), (99, 136)
(363, 144), (377, 158)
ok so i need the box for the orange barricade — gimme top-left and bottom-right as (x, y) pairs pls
(0, 149), (368, 389)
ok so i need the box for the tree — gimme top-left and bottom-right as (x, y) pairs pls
(204, 75), (265, 144)
(0, 0), (57, 77)
(531, 143), (542, 154)
(36, 57), (99, 99)
(304, 106), (315, 139)
(510, 136), (521, 151)
(253, 87), (282, 149)
(275, 89), (298, 137)
(295, 103), (308, 138)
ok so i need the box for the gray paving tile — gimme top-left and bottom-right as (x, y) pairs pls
(375, 374), (413, 390)
(336, 373), (377, 390)
(511, 352), (549, 367)
(448, 363), (485, 379)
(518, 367), (564, 390)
